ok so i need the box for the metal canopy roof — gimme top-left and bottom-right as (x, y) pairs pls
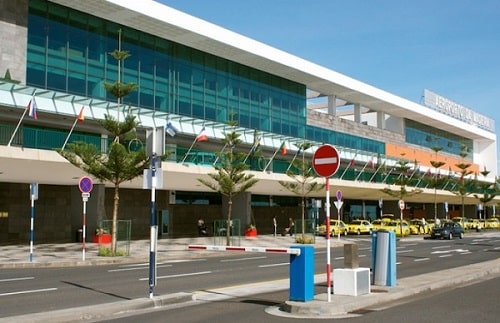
(48, 0), (494, 142)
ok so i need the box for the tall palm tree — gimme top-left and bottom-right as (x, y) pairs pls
(279, 142), (324, 241)
(198, 120), (258, 246)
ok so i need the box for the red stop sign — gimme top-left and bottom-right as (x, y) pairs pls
(312, 145), (340, 178)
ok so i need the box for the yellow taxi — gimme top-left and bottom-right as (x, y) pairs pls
(371, 218), (391, 231)
(346, 220), (373, 235)
(316, 219), (348, 237)
(409, 219), (430, 234)
(469, 218), (482, 230)
(451, 217), (472, 230)
(383, 220), (411, 237)
(485, 218), (500, 229)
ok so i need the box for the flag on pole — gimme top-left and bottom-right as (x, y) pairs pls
(165, 122), (178, 137)
(195, 126), (208, 142)
(181, 126), (208, 163)
(243, 135), (261, 163)
(27, 96), (38, 119)
(279, 141), (287, 155)
(263, 140), (287, 172)
(77, 106), (85, 122)
(8, 94), (37, 146)
(61, 106), (85, 150)
(286, 145), (303, 172)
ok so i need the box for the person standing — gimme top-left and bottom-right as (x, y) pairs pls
(288, 217), (295, 236)
(197, 218), (206, 236)
(273, 216), (277, 237)
(419, 217), (427, 234)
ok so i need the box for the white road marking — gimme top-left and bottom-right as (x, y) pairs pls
(431, 245), (451, 249)
(108, 264), (172, 272)
(397, 250), (414, 254)
(221, 256), (266, 262)
(140, 271), (212, 281)
(414, 258), (430, 262)
(0, 277), (34, 283)
(0, 288), (57, 297)
(259, 263), (289, 268)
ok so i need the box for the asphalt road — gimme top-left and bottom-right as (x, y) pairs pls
(101, 275), (500, 323)
(1, 234), (499, 318)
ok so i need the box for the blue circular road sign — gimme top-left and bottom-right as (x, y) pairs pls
(78, 176), (93, 193)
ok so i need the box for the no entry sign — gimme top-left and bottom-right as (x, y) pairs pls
(312, 145), (340, 178)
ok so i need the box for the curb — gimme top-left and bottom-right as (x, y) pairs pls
(0, 292), (193, 323)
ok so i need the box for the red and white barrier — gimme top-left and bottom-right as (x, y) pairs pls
(188, 244), (301, 256)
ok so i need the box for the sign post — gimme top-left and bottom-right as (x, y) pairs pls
(78, 176), (93, 261)
(29, 183), (38, 262)
(398, 199), (405, 238)
(146, 127), (164, 299)
(312, 144), (340, 302)
(334, 190), (343, 241)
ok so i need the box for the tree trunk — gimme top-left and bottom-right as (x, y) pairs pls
(226, 199), (232, 246)
(112, 185), (119, 254)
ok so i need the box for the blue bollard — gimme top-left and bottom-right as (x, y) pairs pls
(289, 245), (314, 302)
(371, 230), (396, 286)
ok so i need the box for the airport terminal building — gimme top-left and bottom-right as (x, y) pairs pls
(0, 0), (497, 243)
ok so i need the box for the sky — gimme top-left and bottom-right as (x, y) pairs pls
(159, 0), (500, 170)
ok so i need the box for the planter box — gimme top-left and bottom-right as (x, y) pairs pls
(244, 228), (258, 238)
(93, 233), (111, 244)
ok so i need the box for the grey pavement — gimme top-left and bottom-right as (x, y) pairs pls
(1, 232), (500, 322)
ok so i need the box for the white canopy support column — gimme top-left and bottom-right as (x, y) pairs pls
(377, 111), (385, 130)
(327, 95), (336, 116)
(354, 103), (361, 123)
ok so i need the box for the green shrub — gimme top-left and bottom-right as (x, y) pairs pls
(98, 247), (126, 257)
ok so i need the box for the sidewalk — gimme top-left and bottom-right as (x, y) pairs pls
(0, 234), (328, 268)
(2, 232), (500, 322)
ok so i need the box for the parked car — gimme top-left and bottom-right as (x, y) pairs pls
(316, 219), (347, 236)
(383, 220), (411, 237)
(347, 220), (373, 235)
(430, 221), (464, 240)
(409, 219), (430, 234)
(468, 218), (482, 230)
(485, 218), (500, 229)
(371, 218), (391, 231)
(451, 217), (472, 230)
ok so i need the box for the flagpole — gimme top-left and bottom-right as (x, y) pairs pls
(61, 118), (79, 150)
(243, 141), (258, 163)
(7, 108), (28, 147)
(369, 161), (385, 182)
(263, 145), (281, 172)
(339, 153), (357, 180)
(285, 149), (300, 172)
(181, 137), (198, 164)
(354, 154), (373, 181)
(213, 143), (228, 166)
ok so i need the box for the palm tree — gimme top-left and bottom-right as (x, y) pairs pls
(381, 154), (422, 236)
(473, 167), (498, 227)
(448, 145), (475, 219)
(198, 120), (258, 246)
(424, 146), (446, 221)
(59, 30), (147, 255)
(279, 142), (324, 241)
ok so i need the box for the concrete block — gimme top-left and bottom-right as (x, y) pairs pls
(333, 267), (370, 296)
(344, 243), (359, 269)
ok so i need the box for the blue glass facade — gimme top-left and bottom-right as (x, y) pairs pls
(26, 0), (306, 138)
(405, 119), (473, 157)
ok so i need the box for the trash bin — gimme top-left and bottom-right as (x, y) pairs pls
(371, 230), (396, 286)
(76, 229), (83, 242)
